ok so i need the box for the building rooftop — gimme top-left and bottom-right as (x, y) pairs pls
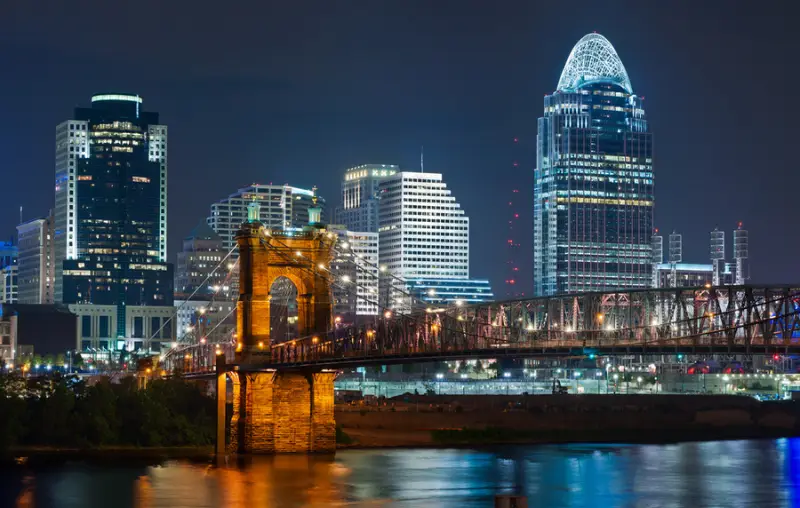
(557, 33), (633, 93)
(185, 221), (221, 242)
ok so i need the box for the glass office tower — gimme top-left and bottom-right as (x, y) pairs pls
(534, 33), (654, 296)
(56, 94), (173, 336)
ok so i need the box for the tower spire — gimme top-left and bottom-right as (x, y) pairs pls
(420, 146), (424, 173)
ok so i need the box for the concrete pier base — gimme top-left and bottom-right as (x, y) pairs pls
(217, 364), (336, 455)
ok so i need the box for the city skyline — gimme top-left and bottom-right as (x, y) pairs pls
(1, 2), (799, 292)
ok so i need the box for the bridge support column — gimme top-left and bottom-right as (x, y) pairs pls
(215, 357), (226, 459)
(227, 372), (241, 454)
(310, 372), (336, 452)
(218, 368), (336, 455)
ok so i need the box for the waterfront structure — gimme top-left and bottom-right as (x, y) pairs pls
(69, 303), (175, 356)
(710, 228), (725, 286)
(328, 226), (379, 320)
(335, 164), (398, 233)
(534, 33), (653, 296)
(207, 184), (325, 255)
(16, 212), (55, 304)
(651, 224), (749, 288)
(653, 263), (711, 288)
(651, 231), (663, 287)
(405, 278), (494, 306)
(175, 222), (230, 295)
(54, 94), (173, 343)
(378, 172), (469, 280)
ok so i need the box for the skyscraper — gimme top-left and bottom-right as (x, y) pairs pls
(335, 164), (398, 233)
(54, 94), (173, 339)
(377, 171), (494, 309)
(534, 34), (654, 296)
(378, 172), (469, 280)
(17, 211), (55, 304)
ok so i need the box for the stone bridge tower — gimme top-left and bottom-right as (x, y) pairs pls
(216, 199), (338, 455)
(236, 199), (335, 360)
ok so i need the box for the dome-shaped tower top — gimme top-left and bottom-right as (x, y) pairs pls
(557, 33), (632, 94)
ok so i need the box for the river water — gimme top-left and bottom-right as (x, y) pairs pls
(3, 438), (800, 507)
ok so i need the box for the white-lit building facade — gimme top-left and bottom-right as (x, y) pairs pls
(207, 184), (326, 256)
(328, 226), (379, 321)
(335, 164), (398, 233)
(16, 212), (55, 304)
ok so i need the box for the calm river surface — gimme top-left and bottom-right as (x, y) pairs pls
(3, 439), (800, 507)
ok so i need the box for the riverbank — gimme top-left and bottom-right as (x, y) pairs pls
(2, 446), (214, 466)
(336, 394), (800, 448)
(5, 394), (799, 462)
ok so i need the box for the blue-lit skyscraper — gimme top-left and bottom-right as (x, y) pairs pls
(534, 34), (654, 296)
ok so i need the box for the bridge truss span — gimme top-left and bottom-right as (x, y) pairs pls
(170, 285), (800, 373)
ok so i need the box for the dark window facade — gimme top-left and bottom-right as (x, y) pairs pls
(61, 98), (173, 336)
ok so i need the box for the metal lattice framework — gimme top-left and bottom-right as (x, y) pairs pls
(169, 285), (800, 373)
(556, 33), (632, 93)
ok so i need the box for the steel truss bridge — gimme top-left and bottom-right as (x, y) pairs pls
(166, 285), (800, 373)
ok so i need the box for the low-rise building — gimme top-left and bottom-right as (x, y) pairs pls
(69, 304), (176, 359)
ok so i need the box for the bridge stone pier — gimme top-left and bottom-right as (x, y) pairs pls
(216, 200), (337, 456)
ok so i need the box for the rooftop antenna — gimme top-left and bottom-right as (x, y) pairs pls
(420, 146), (424, 173)
(19, 206), (22, 225)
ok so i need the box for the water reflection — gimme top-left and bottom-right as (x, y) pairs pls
(6, 439), (800, 507)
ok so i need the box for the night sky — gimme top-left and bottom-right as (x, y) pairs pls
(1, 1), (798, 294)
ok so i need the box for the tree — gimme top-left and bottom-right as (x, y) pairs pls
(56, 354), (66, 367)
(0, 375), (26, 450)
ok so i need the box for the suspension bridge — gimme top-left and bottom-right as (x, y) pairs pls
(151, 203), (800, 454)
